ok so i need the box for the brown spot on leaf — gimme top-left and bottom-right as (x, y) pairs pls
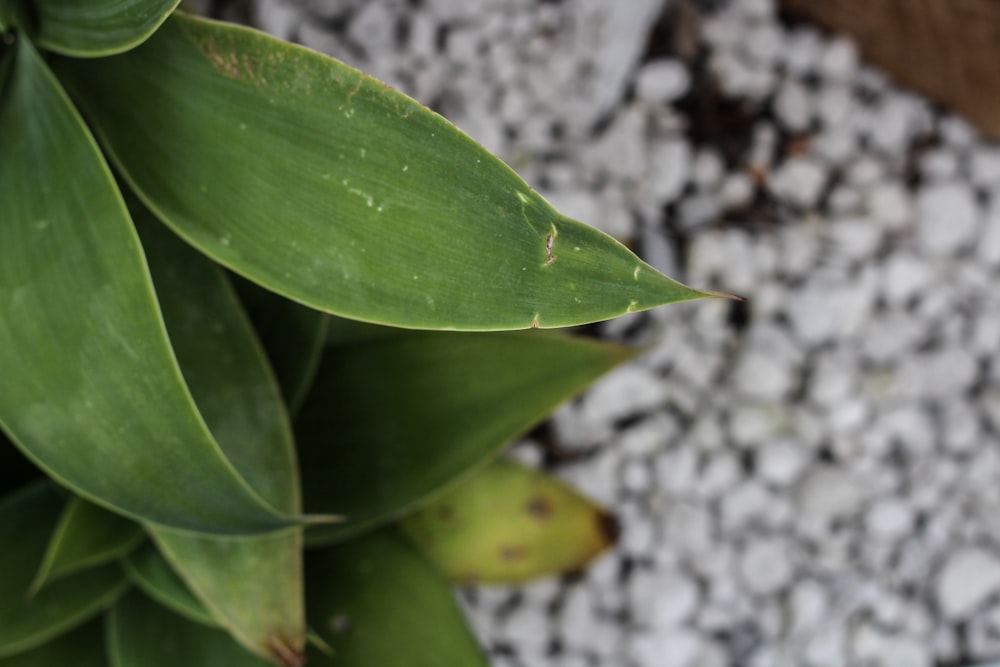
(525, 495), (553, 520)
(499, 544), (528, 561)
(436, 504), (455, 521)
(596, 510), (621, 547)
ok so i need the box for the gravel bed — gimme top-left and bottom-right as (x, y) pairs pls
(251, 0), (1000, 665)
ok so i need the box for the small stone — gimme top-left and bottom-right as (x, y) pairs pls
(783, 27), (822, 75)
(936, 548), (1000, 619)
(879, 251), (931, 307)
(698, 450), (742, 498)
(786, 282), (837, 347)
(773, 78), (812, 131)
(500, 604), (551, 651)
(635, 59), (690, 102)
(818, 37), (858, 81)
(732, 349), (797, 401)
(915, 181), (981, 255)
(719, 172), (756, 209)
(646, 139), (691, 204)
(865, 498), (915, 541)
(758, 440), (810, 487)
(744, 21), (784, 68)
(970, 147), (1000, 188)
(797, 466), (864, 521)
(691, 149), (726, 191)
(620, 458), (652, 494)
(828, 216), (883, 261)
(979, 202), (1000, 266)
(788, 579), (830, 634)
(579, 365), (667, 427)
(678, 193), (722, 231)
(721, 480), (776, 531)
(767, 156), (828, 209)
(866, 181), (913, 230)
(655, 445), (699, 496)
(918, 146), (960, 181)
(630, 628), (704, 667)
(629, 567), (701, 629)
(738, 538), (794, 595)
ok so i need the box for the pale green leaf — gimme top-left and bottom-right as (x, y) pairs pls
(306, 530), (487, 667)
(107, 591), (272, 667)
(0, 483), (127, 658)
(122, 543), (215, 628)
(298, 323), (634, 545)
(31, 496), (144, 594)
(55, 12), (711, 332)
(35, 0), (179, 56)
(401, 458), (616, 583)
(0, 36), (295, 534)
(133, 210), (304, 663)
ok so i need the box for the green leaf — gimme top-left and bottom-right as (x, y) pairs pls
(107, 591), (272, 667)
(151, 530), (304, 665)
(0, 36), (295, 534)
(34, 0), (179, 56)
(0, 483), (128, 658)
(0, 619), (107, 667)
(122, 543), (216, 628)
(233, 279), (329, 416)
(31, 496), (144, 595)
(298, 323), (634, 546)
(132, 205), (299, 515)
(401, 458), (617, 583)
(131, 209), (305, 664)
(306, 530), (487, 667)
(54, 12), (711, 332)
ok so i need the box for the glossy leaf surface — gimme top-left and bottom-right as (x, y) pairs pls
(107, 591), (271, 667)
(122, 543), (215, 628)
(234, 279), (328, 416)
(401, 458), (616, 583)
(34, 0), (178, 56)
(306, 530), (487, 667)
(298, 323), (634, 545)
(0, 36), (290, 534)
(32, 496), (143, 594)
(0, 619), (107, 667)
(134, 213), (304, 663)
(0, 483), (127, 658)
(56, 12), (710, 332)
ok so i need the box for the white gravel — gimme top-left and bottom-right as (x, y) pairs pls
(255, 0), (1000, 665)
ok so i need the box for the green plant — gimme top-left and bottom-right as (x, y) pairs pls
(0, 1), (712, 665)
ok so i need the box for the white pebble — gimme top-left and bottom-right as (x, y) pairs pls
(758, 440), (810, 487)
(738, 538), (794, 595)
(767, 156), (828, 209)
(865, 498), (915, 541)
(635, 59), (690, 102)
(915, 180), (981, 255)
(797, 466), (864, 522)
(818, 37), (858, 81)
(936, 549), (1000, 620)
(774, 78), (812, 132)
(866, 181), (913, 230)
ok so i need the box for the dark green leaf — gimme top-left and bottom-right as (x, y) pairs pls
(401, 458), (617, 583)
(298, 324), (634, 545)
(306, 530), (487, 667)
(0, 619), (107, 667)
(0, 36), (294, 534)
(233, 279), (329, 416)
(0, 483), (127, 658)
(31, 497), (144, 594)
(34, 0), (179, 56)
(55, 12), (711, 332)
(133, 210), (305, 662)
(122, 543), (215, 628)
(107, 591), (272, 667)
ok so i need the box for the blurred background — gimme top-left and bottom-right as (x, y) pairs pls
(212, 0), (1000, 664)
